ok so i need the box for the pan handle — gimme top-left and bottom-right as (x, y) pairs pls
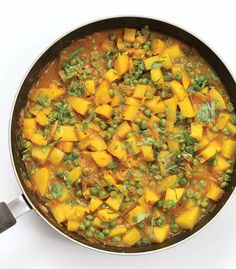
(0, 195), (32, 233)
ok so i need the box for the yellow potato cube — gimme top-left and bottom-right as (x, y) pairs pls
(68, 167), (82, 183)
(216, 112), (230, 129)
(127, 205), (148, 224)
(103, 69), (119, 83)
(117, 121), (132, 138)
(165, 188), (185, 203)
(95, 80), (111, 105)
(106, 196), (123, 211)
(31, 146), (52, 164)
(35, 112), (49, 126)
(23, 118), (37, 140)
(209, 87), (226, 110)
(122, 228), (142, 246)
(31, 133), (47, 146)
(107, 141), (127, 161)
(110, 226), (127, 237)
(144, 96), (160, 112)
(198, 140), (221, 163)
(91, 151), (113, 167)
(85, 79), (95, 95)
(67, 96), (91, 115)
(97, 209), (120, 222)
(145, 189), (160, 204)
(159, 53), (172, 69)
(191, 123), (203, 141)
(157, 174), (177, 194)
(167, 138), (179, 152)
(51, 203), (71, 223)
(95, 104), (113, 118)
(163, 44), (183, 58)
(113, 54), (129, 76)
(53, 125), (78, 142)
(48, 147), (65, 166)
(67, 220), (80, 232)
(164, 97), (177, 122)
(32, 167), (49, 197)
(93, 217), (107, 229)
(57, 141), (73, 153)
(206, 183), (224, 201)
(122, 106), (139, 121)
(141, 145), (154, 161)
(178, 97), (196, 118)
(153, 101), (165, 113)
(151, 68), (164, 84)
(133, 84), (147, 99)
(88, 197), (103, 212)
(124, 28), (136, 43)
(144, 55), (160, 70)
(151, 38), (165, 55)
(145, 225), (170, 243)
(170, 80), (186, 101)
(221, 139), (236, 159)
(125, 135), (140, 155)
(103, 173), (116, 185)
(176, 206), (200, 230)
(213, 155), (230, 171)
(226, 122), (236, 135)
(125, 97), (141, 107)
(88, 135), (107, 151)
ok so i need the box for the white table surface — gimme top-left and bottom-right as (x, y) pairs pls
(0, 0), (235, 268)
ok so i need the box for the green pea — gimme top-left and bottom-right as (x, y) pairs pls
(79, 224), (86, 231)
(192, 158), (199, 166)
(85, 231), (93, 238)
(144, 109), (152, 117)
(230, 115), (236, 125)
(140, 237), (149, 244)
(110, 191), (118, 198)
(133, 41), (140, 48)
(140, 120), (148, 130)
(157, 200), (164, 209)
(98, 189), (107, 197)
(103, 229), (110, 236)
(107, 127), (115, 135)
(109, 89), (115, 97)
(112, 236), (121, 243)
(199, 180), (207, 188)
(220, 182), (228, 189)
(85, 220), (92, 227)
(124, 196), (131, 202)
(86, 215), (94, 221)
(100, 122), (108, 130)
(89, 187), (98, 195)
(94, 117), (101, 124)
(154, 174), (162, 181)
(186, 189), (194, 199)
(83, 167), (90, 175)
(211, 126), (219, 133)
(140, 165), (147, 172)
(97, 232), (105, 240)
(124, 78), (130, 85)
(137, 188), (144, 196)
(227, 103), (234, 112)
(136, 181), (144, 188)
(179, 177), (188, 187)
(200, 198), (209, 208)
(194, 191), (201, 200)
(223, 128), (230, 136)
(161, 91), (167, 99)
(223, 174), (230, 182)
(76, 189), (83, 198)
(162, 143), (168, 150)
(201, 208), (207, 215)
(137, 222), (145, 229)
(110, 220), (117, 228)
(88, 226), (95, 233)
(159, 118), (167, 127)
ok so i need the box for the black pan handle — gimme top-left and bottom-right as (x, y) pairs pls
(0, 195), (32, 233)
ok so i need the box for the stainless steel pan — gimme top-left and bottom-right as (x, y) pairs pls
(1, 16), (235, 254)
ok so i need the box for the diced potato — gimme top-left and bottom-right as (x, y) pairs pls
(53, 125), (78, 142)
(41, 106), (53, 116)
(226, 122), (236, 135)
(51, 203), (71, 223)
(144, 55), (160, 70)
(32, 167), (49, 197)
(93, 217), (107, 229)
(113, 54), (129, 76)
(88, 135), (107, 151)
(58, 186), (72, 202)
(153, 101), (165, 113)
(111, 94), (121, 107)
(157, 175), (177, 194)
(67, 96), (91, 115)
(85, 79), (95, 95)
(191, 123), (203, 141)
(164, 97), (177, 122)
(48, 147), (65, 166)
(145, 189), (160, 204)
(31, 146), (52, 164)
(206, 183), (224, 201)
(95, 104), (113, 118)
(144, 96), (160, 113)
(57, 141), (73, 153)
(95, 80), (111, 105)
(91, 151), (113, 167)
(88, 197), (103, 212)
(141, 145), (154, 161)
(163, 44), (183, 58)
(107, 141), (127, 161)
(31, 133), (47, 146)
(197, 136), (210, 151)
(159, 53), (172, 69)
(117, 121), (132, 138)
(145, 225), (170, 243)
(133, 84), (147, 99)
(178, 97), (196, 118)
(221, 139), (236, 159)
(170, 80), (186, 101)
(151, 68), (164, 84)
(49, 83), (66, 100)
(68, 167), (82, 183)
(103, 69), (119, 83)
(66, 206), (88, 220)
(213, 155), (230, 171)
(103, 173), (116, 185)
(209, 87), (226, 110)
(216, 112), (230, 129)
(29, 105), (43, 116)
(198, 140), (221, 163)
(97, 209), (120, 222)
(127, 205), (148, 224)
(175, 206), (200, 230)
(136, 35), (148, 44)
(75, 123), (92, 141)
(122, 228), (142, 246)
(110, 226), (127, 237)
(122, 106), (139, 121)
(124, 28), (136, 43)
(165, 188), (185, 203)
(67, 219), (80, 232)
(101, 40), (115, 51)
(151, 38), (165, 55)
(125, 135), (140, 155)
(106, 196), (123, 211)
(172, 66), (191, 89)
(157, 150), (170, 173)
(23, 118), (37, 140)
(125, 97), (141, 107)
(35, 112), (49, 126)
(167, 138), (179, 152)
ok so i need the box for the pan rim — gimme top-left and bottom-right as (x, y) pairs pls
(8, 15), (236, 255)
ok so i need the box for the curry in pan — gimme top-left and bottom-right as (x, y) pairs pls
(19, 26), (236, 247)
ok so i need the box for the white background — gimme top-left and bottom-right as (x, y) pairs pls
(0, 0), (235, 268)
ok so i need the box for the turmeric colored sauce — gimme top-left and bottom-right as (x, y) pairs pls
(19, 26), (236, 247)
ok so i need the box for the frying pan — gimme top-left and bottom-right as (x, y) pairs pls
(0, 16), (235, 254)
